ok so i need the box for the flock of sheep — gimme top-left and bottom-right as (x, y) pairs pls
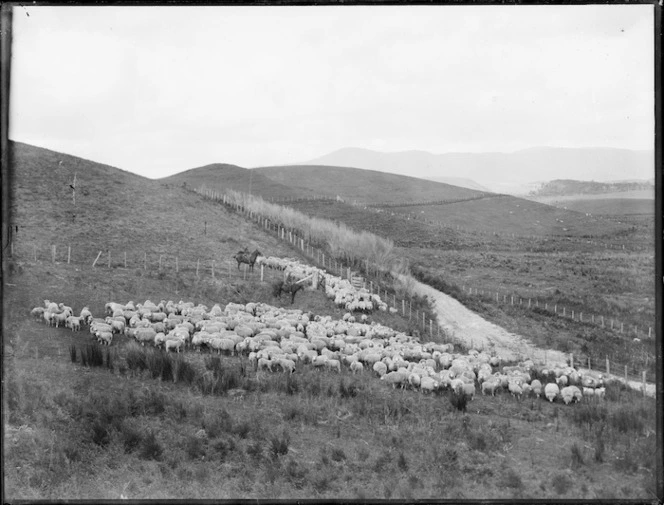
(31, 272), (608, 406)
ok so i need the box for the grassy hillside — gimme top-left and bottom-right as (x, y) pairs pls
(533, 198), (653, 216)
(164, 163), (308, 201)
(254, 165), (483, 204)
(2, 143), (658, 500)
(7, 141), (304, 266)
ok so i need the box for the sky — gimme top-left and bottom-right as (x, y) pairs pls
(9, 4), (655, 179)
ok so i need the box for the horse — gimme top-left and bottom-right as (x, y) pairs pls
(273, 274), (306, 304)
(233, 248), (262, 271)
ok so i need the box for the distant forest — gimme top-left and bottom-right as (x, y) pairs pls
(530, 179), (654, 196)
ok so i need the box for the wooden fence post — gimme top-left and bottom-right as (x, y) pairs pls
(144, 252), (147, 270)
(124, 251), (127, 268)
(261, 264), (264, 282)
(212, 261), (215, 279)
(402, 299), (405, 316)
(108, 251), (111, 268)
(606, 356), (610, 375)
(176, 257), (179, 273)
(588, 357), (591, 370)
(33, 245), (37, 262)
(648, 327), (652, 339)
(67, 246), (71, 264)
(92, 250), (103, 267)
(570, 353), (573, 368)
(624, 365), (628, 384)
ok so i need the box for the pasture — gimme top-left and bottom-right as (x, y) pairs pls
(3, 141), (659, 500)
(3, 261), (658, 500)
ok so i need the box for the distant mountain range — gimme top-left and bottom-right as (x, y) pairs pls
(297, 147), (654, 195)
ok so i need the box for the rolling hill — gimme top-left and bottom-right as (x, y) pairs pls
(252, 164), (630, 238)
(297, 146), (654, 195)
(5, 141), (305, 266)
(253, 164), (485, 204)
(164, 163), (308, 201)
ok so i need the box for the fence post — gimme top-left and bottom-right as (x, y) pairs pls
(196, 259), (200, 278)
(624, 365), (628, 384)
(108, 250), (111, 268)
(528, 298), (531, 308)
(176, 257), (179, 273)
(648, 327), (652, 339)
(606, 356), (610, 375)
(422, 311), (425, 328)
(571, 310), (574, 320)
(402, 299), (405, 316)
(429, 318), (432, 335)
(570, 353), (573, 368)
(33, 245), (37, 262)
(243, 264), (246, 280)
(212, 261), (215, 279)
(92, 250), (103, 267)
(124, 251), (127, 268)
(563, 307), (566, 317)
(67, 246), (71, 264)
(511, 296), (514, 305)
(144, 252), (147, 270)
(261, 264), (264, 282)
(601, 316), (604, 328)
(588, 357), (591, 370)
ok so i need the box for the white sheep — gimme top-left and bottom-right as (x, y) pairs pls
(544, 383), (560, 402)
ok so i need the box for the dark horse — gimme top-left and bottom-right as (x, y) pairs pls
(233, 248), (262, 271)
(273, 272), (324, 304)
(273, 274), (305, 304)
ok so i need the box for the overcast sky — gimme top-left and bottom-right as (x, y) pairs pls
(9, 4), (654, 179)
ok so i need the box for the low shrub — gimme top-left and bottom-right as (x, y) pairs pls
(500, 468), (524, 490)
(570, 442), (585, 469)
(449, 392), (469, 412)
(81, 343), (104, 368)
(121, 422), (143, 454)
(139, 431), (164, 461)
(269, 430), (290, 459)
(90, 420), (111, 447)
(551, 473), (572, 495)
(331, 447), (346, 462)
(185, 435), (207, 461)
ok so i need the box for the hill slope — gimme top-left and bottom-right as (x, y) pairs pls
(299, 147), (654, 194)
(6, 141), (303, 265)
(254, 164), (484, 204)
(163, 163), (308, 201)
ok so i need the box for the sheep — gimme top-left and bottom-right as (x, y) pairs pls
(31, 306), (45, 319)
(79, 307), (93, 324)
(530, 379), (542, 398)
(165, 339), (184, 353)
(461, 382), (476, 399)
(134, 327), (157, 346)
(97, 331), (113, 346)
(257, 358), (273, 372)
(350, 361), (364, 374)
(556, 375), (568, 388)
(544, 383), (560, 402)
(66, 316), (82, 332)
(324, 359), (342, 373)
(276, 358), (296, 374)
(209, 337), (236, 355)
(381, 371), (409, 389)
(481, 380), (499, 396)
(372, 361), (388, 377)
(420, 376), (438, 393)
(561, 386), (576, 405)
(52, 312), (69, 328)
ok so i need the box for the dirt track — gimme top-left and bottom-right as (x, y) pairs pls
(405, 275), (657, 398)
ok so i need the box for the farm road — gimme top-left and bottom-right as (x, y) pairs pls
(403, 274), (567, 364)
(404, 275), (657, 398)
